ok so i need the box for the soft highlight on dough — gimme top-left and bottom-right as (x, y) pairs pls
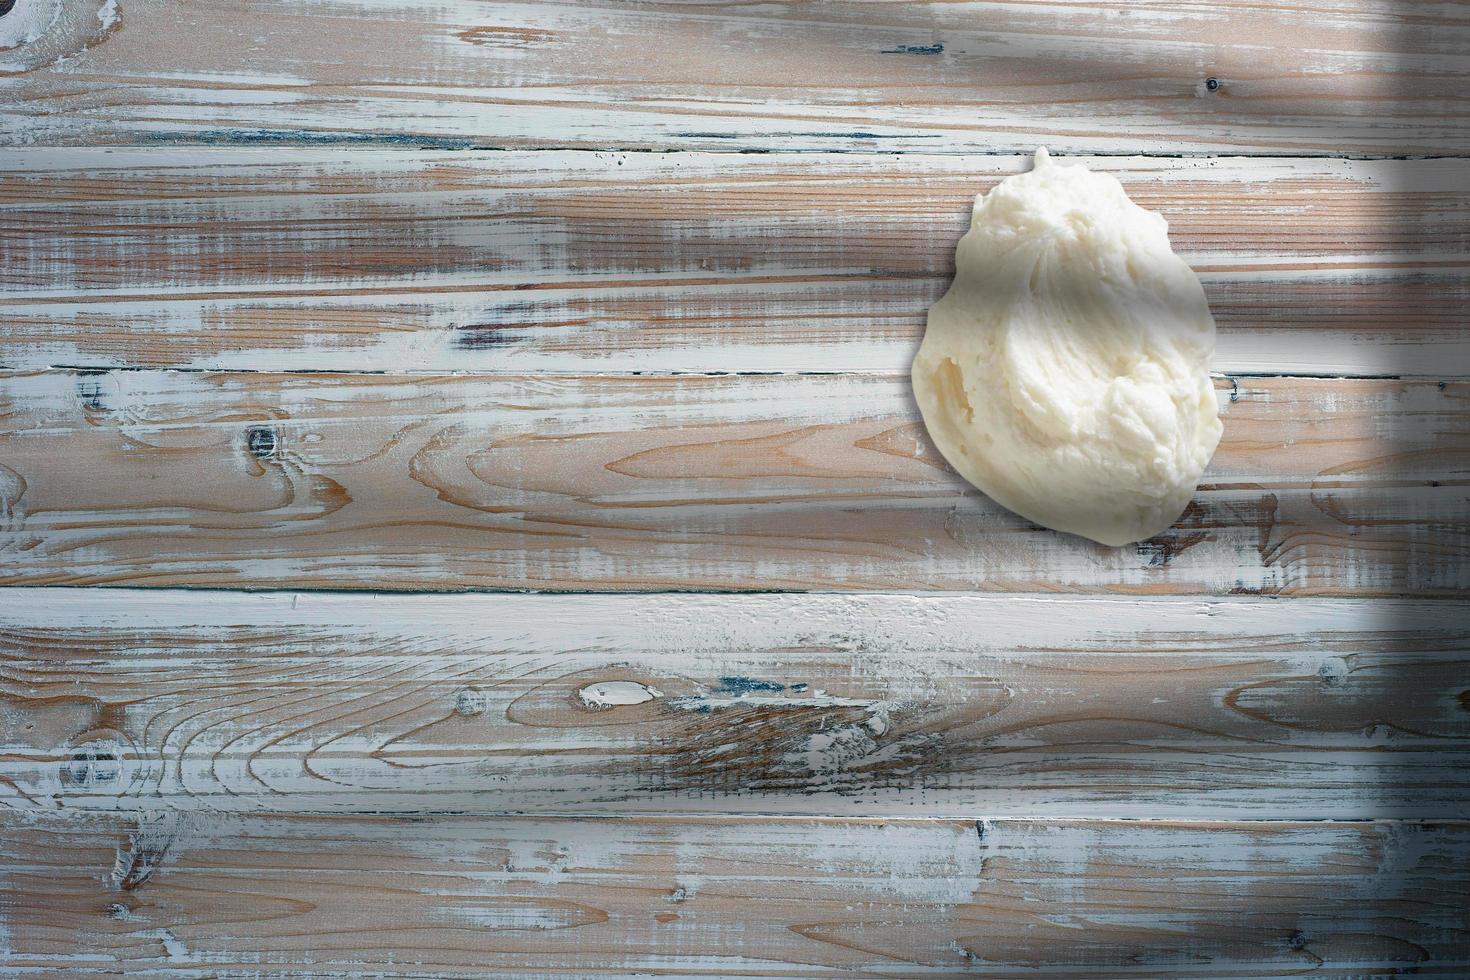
(912, 148), (1223, 547)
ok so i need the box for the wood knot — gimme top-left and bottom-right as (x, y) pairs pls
(62, 740), (124, 790)
(454, 687), (487, 717)
(246, 425), (278, 459)
(76, 371), (108, 412)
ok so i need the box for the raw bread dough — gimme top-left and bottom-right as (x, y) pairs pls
(912, 148), (1222, 546)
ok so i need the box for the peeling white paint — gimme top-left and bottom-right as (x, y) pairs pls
(579, 680), (662, 708)
(146, 928), (188, 962)
(0, 589), (1415, 651)
(434, 902), (590, 932)
(0, 0), (63, 49)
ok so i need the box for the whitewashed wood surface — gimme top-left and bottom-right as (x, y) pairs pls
(2, 0), (1468, 974)
(1, 371), (1464, 593)
(4, 814), (1468, 977)
(2, 590), (1466, 818)
(3, 151), (1466, 376)
(3, 0), (1470, 154)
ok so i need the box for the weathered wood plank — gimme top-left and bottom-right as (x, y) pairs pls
(1, 590), (1467, 817)
(2, 150), (1467, 376)
(2, 813), (1467, 977)
(0, 371), (1465, 594)
(2, 0), (1469, 154)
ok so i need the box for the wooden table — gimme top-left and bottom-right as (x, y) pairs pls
(2, 0), (1468, 975)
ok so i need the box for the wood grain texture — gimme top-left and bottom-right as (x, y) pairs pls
(1, 370), (1465, 593)
(2, 590), (1467, 817)
(2, 0), (1466, 971)
(3, 812), (1468, 977)
(2, 0), (1469, 154)
(4, 151), (1467, 376)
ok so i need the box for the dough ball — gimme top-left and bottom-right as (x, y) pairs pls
(912, 149), (1223, 547)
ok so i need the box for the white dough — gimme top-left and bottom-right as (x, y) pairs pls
(912, 148), (1223, 547)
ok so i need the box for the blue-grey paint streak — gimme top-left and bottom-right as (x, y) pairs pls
(148, 129), (475, 149)
(673, 131), (936, 141)
(715, 676), (787, 695)
(880, 43), (944, 55)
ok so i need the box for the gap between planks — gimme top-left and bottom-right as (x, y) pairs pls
(1, 368), (1431, 380)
